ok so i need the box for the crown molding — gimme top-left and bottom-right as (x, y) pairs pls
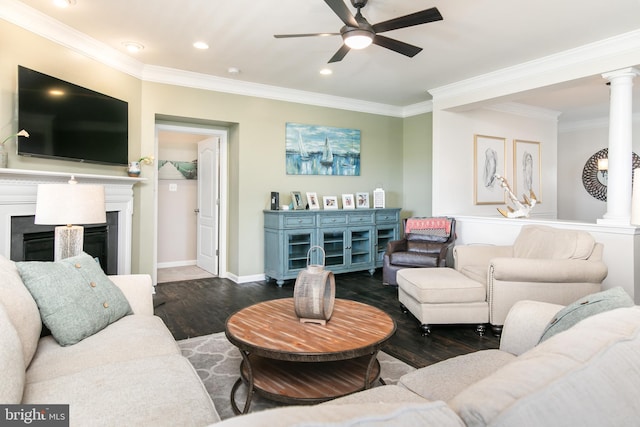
(484, 102), (561, 121)
(400, 100), (433, 118)
(1, 0), (408, 118)
(141, 65), (404, 117)
(559, 112), (640, 133)
(429, 29), (640, 109)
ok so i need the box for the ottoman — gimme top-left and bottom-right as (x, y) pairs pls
(397, 268), (488, 336)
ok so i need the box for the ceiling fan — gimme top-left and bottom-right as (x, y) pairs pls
(274, 0), (443, 63)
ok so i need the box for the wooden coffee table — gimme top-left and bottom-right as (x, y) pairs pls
(225, 298), (396, 414)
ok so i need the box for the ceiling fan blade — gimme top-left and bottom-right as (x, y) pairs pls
(324, 0), (359, 28)
(372, 7), (443, 33)
(328, 44), (351, 63)
(373, 35), (422, 58)
(274, 33), (340, 38)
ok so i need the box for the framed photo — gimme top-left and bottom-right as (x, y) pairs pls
(514, 140), (541, 203)
(323, 196), (338, 210)
(474, 134), (506, 205)
(306, 192), (320, 210)
(342, 194), (355, 209)
(356, 192), (370, 209)
(290, 191), (304, 210)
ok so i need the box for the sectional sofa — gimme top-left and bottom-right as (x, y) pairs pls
(216, 293), (640, 426)
(0, 254), (220, 426)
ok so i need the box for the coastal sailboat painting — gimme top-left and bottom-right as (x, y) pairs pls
(285, 123), (361, 175)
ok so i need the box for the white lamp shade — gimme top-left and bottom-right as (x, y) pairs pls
(632, 168), (640, 225)
(35, 183), (106, 226)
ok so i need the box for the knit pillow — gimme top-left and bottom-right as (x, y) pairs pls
(539, 286), (634, 343)
(16, 253), (132, 346)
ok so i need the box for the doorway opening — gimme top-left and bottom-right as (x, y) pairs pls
(154, 122), (228, 284)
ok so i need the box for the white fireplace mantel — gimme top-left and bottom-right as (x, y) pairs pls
(0, 168), (144, 274)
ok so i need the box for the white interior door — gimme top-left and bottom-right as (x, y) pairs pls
(197, 137), (219, 275)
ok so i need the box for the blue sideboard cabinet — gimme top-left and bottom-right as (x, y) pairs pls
(264, 208), (401, 286)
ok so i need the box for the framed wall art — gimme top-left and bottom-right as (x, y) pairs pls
(514, 140), (541, 203)
(474, 134), (506, 205)
(285, 122), (361, 176)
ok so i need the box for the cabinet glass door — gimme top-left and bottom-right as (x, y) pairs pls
(349, 227), (373, 267)
(286, 230), (313, 271)
(319, 229), (346, 268)
(375, 225), (398, 266)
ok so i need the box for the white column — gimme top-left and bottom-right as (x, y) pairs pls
(599, 67), (640, 225)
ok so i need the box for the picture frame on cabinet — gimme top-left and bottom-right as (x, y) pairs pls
(356, 192), (370, 208)
(323, 196), (339, 210)
(342, 194), (355, 209)
(291, 191), (304, 210)
(306, 192), (320, 210)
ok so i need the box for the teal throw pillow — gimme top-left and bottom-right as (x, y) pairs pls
(539, 286), (634, 343)
(16, 252), (132, 346)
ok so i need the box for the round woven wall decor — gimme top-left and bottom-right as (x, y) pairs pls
(582, 148), (640, 201)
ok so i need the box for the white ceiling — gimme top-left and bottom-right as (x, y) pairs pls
(13, 0), (640, 121)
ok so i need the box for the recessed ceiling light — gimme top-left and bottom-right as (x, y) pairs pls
(320, 68), (333, 76)
(48, 89), (65, 96)
(227, 67), (240, 75)
(53, 0), (76, 8)
(193, 41), (209, 50)
(123, 42), (144, 53)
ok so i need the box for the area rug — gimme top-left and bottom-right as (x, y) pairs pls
(178, 332), (416, 421)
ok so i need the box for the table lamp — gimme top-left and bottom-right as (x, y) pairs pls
(35, 176), (106, 260)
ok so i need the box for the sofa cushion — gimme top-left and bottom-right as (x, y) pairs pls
(214, 401), (464, 427)
(0, 255), (42, 367)
(539, 286), (634, 342)
(450, 306), (640, 427)
(23, 354), (220, 426)
(16, 252), (132, 347)
(26, 315), (180, 383)
(399, 349), (516, 402)
(0, 302), (26, 404)
(389, 251), (439, 267)
(513, 225), (595, 260)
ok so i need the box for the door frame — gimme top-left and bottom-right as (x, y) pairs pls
(154, 122), (228, 280)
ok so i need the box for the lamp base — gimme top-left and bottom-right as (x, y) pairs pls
(54, 225), (84, 261)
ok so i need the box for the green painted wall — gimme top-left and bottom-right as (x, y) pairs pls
(0, 19), (433, 279)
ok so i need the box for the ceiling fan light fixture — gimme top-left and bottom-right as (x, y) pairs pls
(343, 30), (373, 50)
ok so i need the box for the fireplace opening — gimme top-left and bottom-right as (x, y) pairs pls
(10, 212), (118, 274)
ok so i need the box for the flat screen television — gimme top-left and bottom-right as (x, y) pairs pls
(17, 66), (128, 166)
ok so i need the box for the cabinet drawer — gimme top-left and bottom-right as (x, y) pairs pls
(284, 215), (316, 227)
(376, 210), (399, 224)
(319, 214), (348, 226)
(348, 213), (374, 224)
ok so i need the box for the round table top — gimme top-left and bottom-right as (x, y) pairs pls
(225, 298), (396, 361)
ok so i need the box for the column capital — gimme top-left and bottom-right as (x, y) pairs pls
(602, 67), (640, 81)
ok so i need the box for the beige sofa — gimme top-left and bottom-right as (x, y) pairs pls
(215, 297), (640, 426)
(0, 255), (220, 426)
(454, 225), (608, 335)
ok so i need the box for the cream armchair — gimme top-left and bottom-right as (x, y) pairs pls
(454, 225), (608, 335)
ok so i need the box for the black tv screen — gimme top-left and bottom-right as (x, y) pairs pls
(17, 66), (128, 166)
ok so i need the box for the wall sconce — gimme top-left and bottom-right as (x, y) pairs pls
(597, 158), (608, 180)
(35, 176), (106, 260)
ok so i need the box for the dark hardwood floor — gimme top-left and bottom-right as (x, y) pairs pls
(153, 269), (499, 369)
